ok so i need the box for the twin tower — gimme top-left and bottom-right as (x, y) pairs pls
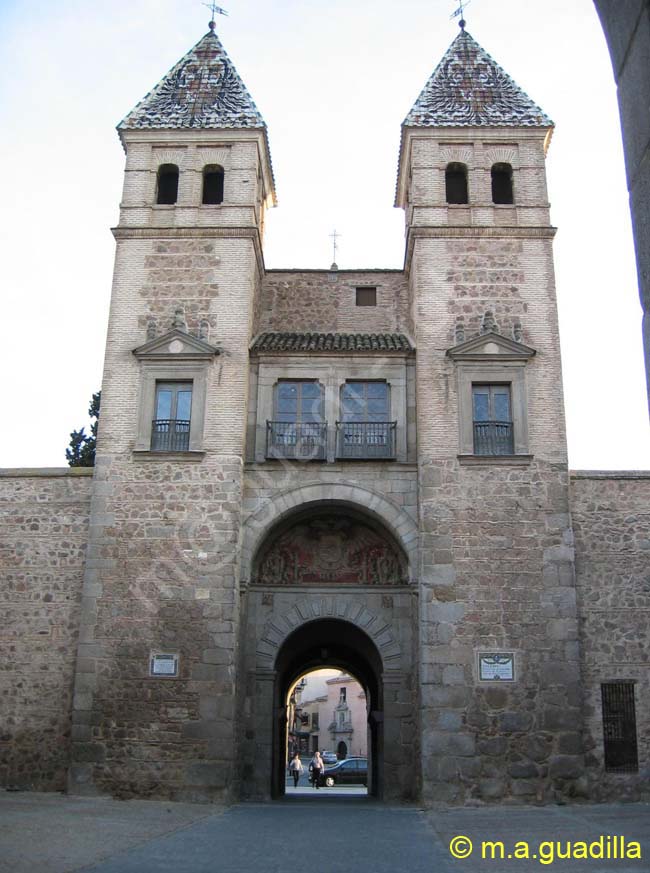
(67, 22), (589, 804)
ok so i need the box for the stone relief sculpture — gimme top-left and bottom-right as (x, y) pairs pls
(253, 516), (407, 586)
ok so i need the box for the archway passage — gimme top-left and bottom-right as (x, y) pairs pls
(273, 619), (384, 799)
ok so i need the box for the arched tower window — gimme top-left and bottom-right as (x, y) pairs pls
(491, 163), (514, 204)
(445, 162), (469, 204)
(202, 165), (225, 205)
(156, 164), (179, 205)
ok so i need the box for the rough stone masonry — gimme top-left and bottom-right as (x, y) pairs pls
(1, 23), (648, 804)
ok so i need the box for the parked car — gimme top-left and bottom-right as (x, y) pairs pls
(321, 750), (337, 765)
(319, 757), (367, 787)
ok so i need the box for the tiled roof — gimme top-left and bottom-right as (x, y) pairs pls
(118, 30), (266, 130)
(404, 30), (552, 128)
(251, 333), (414, 353)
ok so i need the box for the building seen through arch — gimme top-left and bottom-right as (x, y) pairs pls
(1, 18), (649, 805)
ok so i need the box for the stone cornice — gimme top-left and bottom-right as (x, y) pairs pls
(404, 224), (557, 274)
(0, 467), (94, 478)
(112, 225), (265, 275)
(570, 470), (650, 480)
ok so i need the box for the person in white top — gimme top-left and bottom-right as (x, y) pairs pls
(309, 751), (324, 789)
(289, 752), (303, 787)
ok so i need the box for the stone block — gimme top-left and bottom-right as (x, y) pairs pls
(479, 778), (505, 799)
(539, 661), (578, 687)
(430, 602), (466, 624)
(498, 711), (532, 733)
(522, 734), (553, 763)
(442, 665), (465, 685)
(185, 761), (230, 788)
(437, 710), (463, 730)
(543, 706), (580, 732)
(549, 755), (583, 780)
(421, 685), (470, 708)
(72, 742), (106, 763)
(546, 619), (577, 641)
(557, 732), (583, 755)
(511, 779), (538, 796)
(437, 756), (459, 782)
(478, 737), (507, 757)
(508, 760), (538, 779)
(485, 687), (509, 710)
(201, 648), (232, 665)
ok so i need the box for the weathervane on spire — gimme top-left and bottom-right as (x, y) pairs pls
(450, 0), (471, 30)
(203, 1), (228, 30)
(329, 229), (341, 269)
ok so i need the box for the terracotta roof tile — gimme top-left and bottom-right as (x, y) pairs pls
(251, 333), (414, 353)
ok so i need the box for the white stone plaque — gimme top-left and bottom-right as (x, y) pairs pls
(150, 653), (179, 677)
(479, 652), (515, 681)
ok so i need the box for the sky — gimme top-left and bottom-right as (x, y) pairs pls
(1, 0), (648, 469)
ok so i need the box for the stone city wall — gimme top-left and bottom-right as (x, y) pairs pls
(571, 471), (650, 800)
(0, 469), (92, 790)
(68, 454), (245, 802)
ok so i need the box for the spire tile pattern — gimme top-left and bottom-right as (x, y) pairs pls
(404, 30), (552, 127)
(119, 30), (265, 130)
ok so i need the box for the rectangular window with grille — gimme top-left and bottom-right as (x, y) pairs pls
(472, 384), (513, 455)
(151, 381), (192, 451)
(267, 380), (326, 460)
(601, 682), (639, 773)
(337, 381), (396, 459)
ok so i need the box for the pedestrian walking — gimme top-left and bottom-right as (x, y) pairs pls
(309, 751), (324, 789)
(289, 752), (303, 787)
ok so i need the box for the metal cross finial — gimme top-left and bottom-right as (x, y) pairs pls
(450, 0), (471, 29)
(330, 229), (341, 266)
(203, 1), (228, 30)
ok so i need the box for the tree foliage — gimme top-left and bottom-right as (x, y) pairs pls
(66, 391), (101, 467)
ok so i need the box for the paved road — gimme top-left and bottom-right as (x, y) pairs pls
(0, 792), (648, 873)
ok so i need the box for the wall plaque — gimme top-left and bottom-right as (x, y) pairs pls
(479, 652), (515, 681)
(150, 652), (179, 677)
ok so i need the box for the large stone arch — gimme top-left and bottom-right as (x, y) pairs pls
(271, 617), (386, 798)
(240, 482), (419, 582)
(238, 489), (419, 802)
(239, 598), (417, 802)
(255, 595), (403, 673)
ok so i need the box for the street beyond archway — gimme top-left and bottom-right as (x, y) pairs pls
(1, 793), (648, 873)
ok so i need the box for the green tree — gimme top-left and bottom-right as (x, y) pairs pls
(66, 391), (101, 467)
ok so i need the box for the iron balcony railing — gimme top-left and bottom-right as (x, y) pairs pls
(151, 419), (190, 452)
(473, 421), (514, 456)
(266, 421), (327, 461)
(336, 421), (397, 460)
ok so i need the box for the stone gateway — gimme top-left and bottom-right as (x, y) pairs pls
(1, 21), (648, 805)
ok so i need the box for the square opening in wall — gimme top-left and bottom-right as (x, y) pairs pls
(356, 287), (377, 307)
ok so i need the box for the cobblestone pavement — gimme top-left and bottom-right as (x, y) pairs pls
(0, 792), (648, 873)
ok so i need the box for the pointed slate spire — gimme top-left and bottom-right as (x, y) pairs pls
(118, 29), (266, 131)
(404, 30), (552, 128)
